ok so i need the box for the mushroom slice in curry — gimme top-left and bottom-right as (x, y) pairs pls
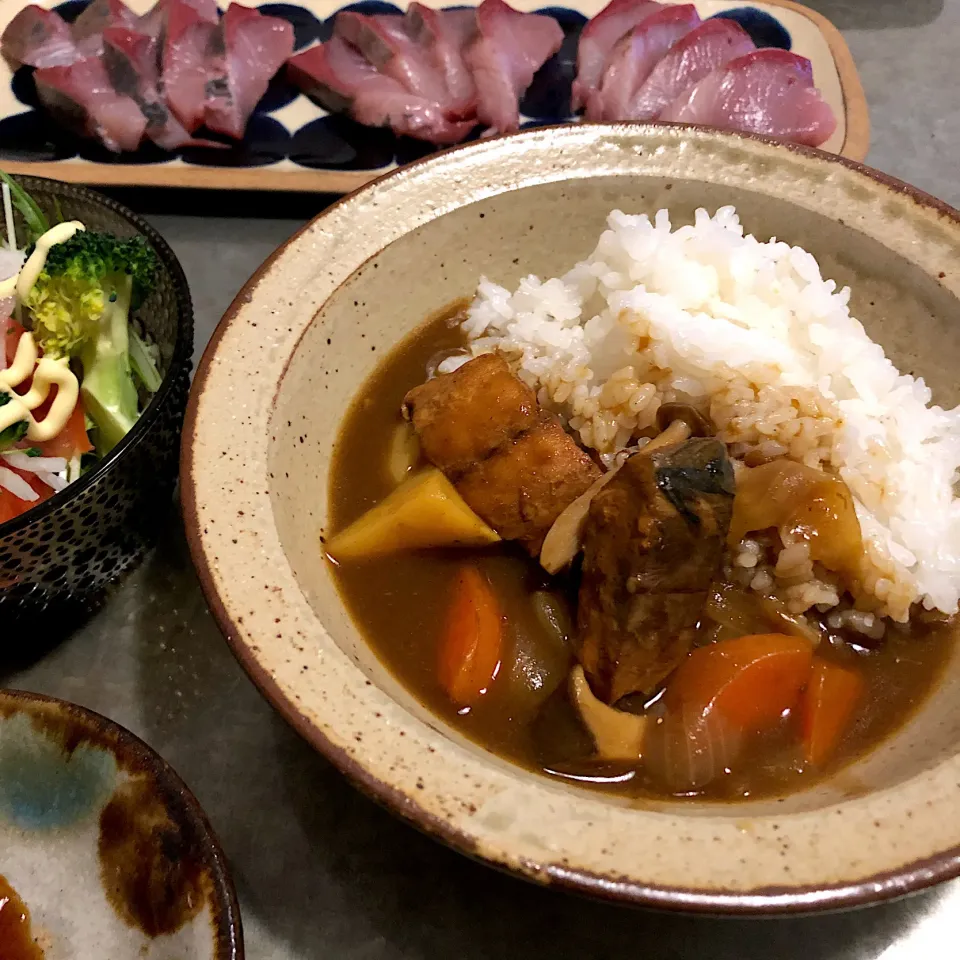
(569, 665), (647, 761)
(576, 437), (736, 704)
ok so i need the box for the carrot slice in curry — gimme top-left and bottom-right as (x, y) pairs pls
(801, 658), (865, 765)
(437, 565), (504, 708)
(666, 633), (814, 731)
(645, 633), (814, 792)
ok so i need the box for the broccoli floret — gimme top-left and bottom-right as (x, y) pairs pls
(0, 392), (28, 450)
(22, 232), (159, 453)
(0, 420), (28, 448)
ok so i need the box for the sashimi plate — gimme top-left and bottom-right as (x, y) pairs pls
(0, 0), (868, 193)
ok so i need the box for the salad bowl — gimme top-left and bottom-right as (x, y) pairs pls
(0, 175), (193, 626)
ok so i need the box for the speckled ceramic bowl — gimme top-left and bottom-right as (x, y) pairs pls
(182, 124), (960, 914)
(0, 689), (242, 958)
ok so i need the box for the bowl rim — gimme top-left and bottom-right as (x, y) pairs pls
(0, 174), (194, 538)
(0, 687), (244, 958)
(181, 121), (960, 916)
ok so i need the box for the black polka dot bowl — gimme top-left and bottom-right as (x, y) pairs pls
(0, 175), (193, 628)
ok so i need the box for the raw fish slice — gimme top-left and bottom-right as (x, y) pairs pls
(627, 18), (754, 120)
(202, 4), (295, 139)
(134, 5), (165, 40)
(34, 56), (147, 152)
(659, 48), (837, 147)
(587, 3), (699, 122)
(1, 6), (77, 69)
(103, 24), (161, 84)
(333, 12), (452, 112)
(464, 0), (563, 134)
(404, 4), (478, 118)
(286, 38), (363, 114)
(136, 0), (217, 42)
(161, 0), (219, 133)
(70, 0), (139, 57)
(102, 26), (223, 149)
(180, 0), (220, 24)
(570, 0), (661, 113)
(286, 37), (475, 144)
(161, 0), (218, 132)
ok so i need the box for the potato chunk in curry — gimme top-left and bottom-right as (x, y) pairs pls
(326, 468), (500, 560)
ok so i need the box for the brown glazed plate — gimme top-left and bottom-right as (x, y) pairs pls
(182, 123), (960, 914)
(0, 689), (243, 957)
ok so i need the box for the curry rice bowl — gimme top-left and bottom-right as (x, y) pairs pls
(440, 206), (960, 626)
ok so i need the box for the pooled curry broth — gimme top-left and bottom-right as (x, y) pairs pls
(327, 309), (955, 802)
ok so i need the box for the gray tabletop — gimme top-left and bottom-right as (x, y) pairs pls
(4, 1), (960, 957)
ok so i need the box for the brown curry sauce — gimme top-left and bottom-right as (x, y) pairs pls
(0, 875), (44, 960)
(327, 310), (955, 802)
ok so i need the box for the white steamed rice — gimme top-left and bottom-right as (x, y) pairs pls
(438, 206), (960, 622)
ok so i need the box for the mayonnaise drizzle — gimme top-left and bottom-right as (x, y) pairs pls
(0, 332), (80, 442)
(0, 220), (85, 445)
(15, 221), (85, 302)
(0, 219), (85, 300)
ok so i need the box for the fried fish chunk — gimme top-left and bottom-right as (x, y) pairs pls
(577, 438), (735, 703)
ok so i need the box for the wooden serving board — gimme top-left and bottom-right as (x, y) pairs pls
(0, 0), (869, 193)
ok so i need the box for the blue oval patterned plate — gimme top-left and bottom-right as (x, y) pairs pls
(0, 0), (868, 192)
(0, 690), (243, 959)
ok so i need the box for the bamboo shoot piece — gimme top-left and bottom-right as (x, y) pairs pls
(327, 468), (500, 560)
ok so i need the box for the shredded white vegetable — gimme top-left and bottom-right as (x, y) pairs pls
(35, 470), (67, 492)
(2, 452), (68, 473)
(0, 465), (38, 501)
(2, 182), (14, 252)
